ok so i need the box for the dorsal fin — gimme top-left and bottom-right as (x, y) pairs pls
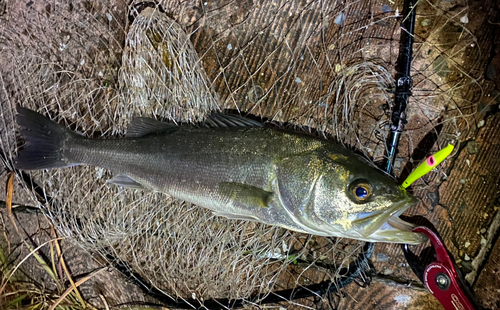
(126, 117), (178, 138)
(126, 113), (263, 137)
(201, 113), (263, 128)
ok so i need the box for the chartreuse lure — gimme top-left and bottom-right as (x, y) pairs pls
(401, 144), (454, 189)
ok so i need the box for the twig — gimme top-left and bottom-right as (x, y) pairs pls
(5, 171), (19, 234)
(0, 201), (41, 214)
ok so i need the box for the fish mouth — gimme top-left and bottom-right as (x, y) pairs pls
(351, 196), (428, 244)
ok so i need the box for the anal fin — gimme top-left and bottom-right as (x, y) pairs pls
(108, 174), (147, 190)
(212, 211), (261, 222)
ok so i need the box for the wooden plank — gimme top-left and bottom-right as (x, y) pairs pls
(475, 230), (500, 310)
(338, 280), (444, 310)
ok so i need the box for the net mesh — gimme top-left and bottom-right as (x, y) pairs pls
(0, 0), (483, 306)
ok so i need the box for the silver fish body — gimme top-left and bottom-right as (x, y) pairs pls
(15, 107), (426, 243)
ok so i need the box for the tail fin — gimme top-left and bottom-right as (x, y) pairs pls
(15, 107), (77, 170)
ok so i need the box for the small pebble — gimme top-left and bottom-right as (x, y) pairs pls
(464, 254), (470, 261)
(383, 268), (394, 275)
(334, 13), (346, 25)
(394, 157), (403, 170)
(480, 228), (487, 234)
(377, 253), (389, 262)
(460, 14), (469, 24)
(433, 55), (449, 77)
(461, 260), (473, 272)
(466, 141), (479, 155)
(464, 241), (471, 248)
(427, 191), (439, 207)
(421, 19), (431, 26)
(481, 237), (487, 245)
(381, 4), (391, 13)
(227, 43), (233, 50)
(477, 119), (485, 128)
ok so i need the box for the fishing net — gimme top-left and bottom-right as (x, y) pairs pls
(0, 0), (484, 308)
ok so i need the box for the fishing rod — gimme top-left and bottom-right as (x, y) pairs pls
(386, 0), (417, 173)
(353, 0), (418, 304)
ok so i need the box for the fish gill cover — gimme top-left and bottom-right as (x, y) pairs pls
(0, 0), (485, 308)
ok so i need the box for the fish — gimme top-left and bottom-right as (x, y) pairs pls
(14, 107), (426, 244)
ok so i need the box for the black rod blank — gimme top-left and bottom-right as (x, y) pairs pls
(386, 0), (418, 174)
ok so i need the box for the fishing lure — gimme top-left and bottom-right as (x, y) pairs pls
(401, 144), (455, 189)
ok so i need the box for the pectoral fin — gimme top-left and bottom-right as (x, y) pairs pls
(108, 174), (147, 190)
(218, 182), (273, 208)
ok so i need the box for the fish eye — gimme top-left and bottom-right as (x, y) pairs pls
(355, 186), (368, 199)
(348, 179), (373, 203)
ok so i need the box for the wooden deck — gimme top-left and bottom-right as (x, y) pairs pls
(1, 0), (499, 309)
